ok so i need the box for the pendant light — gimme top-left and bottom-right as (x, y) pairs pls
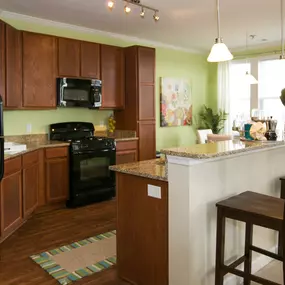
(207, 0), (233, 62)
(245, 34), (258, 84)
(280, 0), (285, 60)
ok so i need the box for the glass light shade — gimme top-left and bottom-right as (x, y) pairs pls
(245, 71), (258, 85)
(207, 41), (233, 62)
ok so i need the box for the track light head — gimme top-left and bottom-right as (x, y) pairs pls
(140, 7), (145, 18)
(153, 12), (159, 22)
(124, 5), (131, 13)
(107, 0), (115, 10)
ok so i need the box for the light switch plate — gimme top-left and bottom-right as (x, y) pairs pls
(147, 184), (161, 199)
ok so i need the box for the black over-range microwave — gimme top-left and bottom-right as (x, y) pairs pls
(57, 78), (102, 108)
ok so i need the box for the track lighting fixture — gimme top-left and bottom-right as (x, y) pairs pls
(107, 0), (115, 10)
(106, 0), (159, 22)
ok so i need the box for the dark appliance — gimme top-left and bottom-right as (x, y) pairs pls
(57, 78), (102, 108)
(49, 122), (116, 207)
(0, 95), (3, 181)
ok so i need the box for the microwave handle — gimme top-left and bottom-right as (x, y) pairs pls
(60, 78), (68, 107)
(90, 86), (95, 106)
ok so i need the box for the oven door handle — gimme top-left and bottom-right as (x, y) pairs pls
(73, 148), (115, 155)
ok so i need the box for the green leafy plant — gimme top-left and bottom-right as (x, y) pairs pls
(198, 105), (228, 134)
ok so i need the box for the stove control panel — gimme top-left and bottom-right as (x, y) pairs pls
(71, 137), (116, 153)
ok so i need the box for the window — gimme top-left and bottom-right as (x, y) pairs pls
(227, 57), (285, 135)
(229, 61), (251, 125)
(258, 59), (285, 133)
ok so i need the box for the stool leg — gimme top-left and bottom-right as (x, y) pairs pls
(278, 230), (283, 257)
(244, 223), (253, 285)
(215, 208), (226, 285)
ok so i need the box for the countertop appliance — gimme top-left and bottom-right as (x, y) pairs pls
(49, 122), (116, 207)
(57, 78), (102, 108)
(0, 95), (3, 181)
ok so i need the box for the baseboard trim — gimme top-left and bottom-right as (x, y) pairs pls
(224, 245), (278, 285)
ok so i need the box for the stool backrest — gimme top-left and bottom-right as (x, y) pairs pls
(197, 129), (213, 144)
(207, 134), (233, 142)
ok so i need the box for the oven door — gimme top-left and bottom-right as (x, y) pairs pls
(70, 149), (115, 195)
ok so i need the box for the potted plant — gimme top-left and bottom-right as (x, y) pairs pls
(198, 105), (228, 134)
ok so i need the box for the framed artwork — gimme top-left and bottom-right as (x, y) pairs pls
(160, 77), (192, 127)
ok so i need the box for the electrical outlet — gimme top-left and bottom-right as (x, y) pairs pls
(26, 123), (32, 134)
(147, 184), (161, 199)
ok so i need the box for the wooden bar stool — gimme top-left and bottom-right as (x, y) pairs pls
(215, 191), (285, 285)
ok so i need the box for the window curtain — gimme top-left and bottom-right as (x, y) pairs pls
(217, 61), (231, 134)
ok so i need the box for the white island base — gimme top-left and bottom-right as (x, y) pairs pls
(163, 141), (285, 285)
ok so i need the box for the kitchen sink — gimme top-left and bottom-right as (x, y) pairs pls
(4, 142), (27, 153)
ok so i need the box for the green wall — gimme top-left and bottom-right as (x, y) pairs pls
(1, 16), (216, 149)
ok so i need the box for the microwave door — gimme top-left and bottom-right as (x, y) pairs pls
(62, 87), (91, 107)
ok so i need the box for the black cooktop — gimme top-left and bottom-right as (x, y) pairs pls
(49, 122), (115, 152)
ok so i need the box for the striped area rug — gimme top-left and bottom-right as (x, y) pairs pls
(30, 230), (116, 285)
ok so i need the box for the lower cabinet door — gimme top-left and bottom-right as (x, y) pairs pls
(23, 163), (39, 218)
(137, 120), (156, 161)
(116, 150), (137, 165)
(46, 158), (69, 203)
(0, 171), (23, 238)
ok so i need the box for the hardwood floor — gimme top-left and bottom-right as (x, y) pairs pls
(0, 199), (129, 285)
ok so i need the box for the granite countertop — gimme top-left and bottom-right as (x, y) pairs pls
(109, 159), (167, 182)
(94, 130), (138, 142)
(4, 140), (70, 161)
(161, 140), (285, 159)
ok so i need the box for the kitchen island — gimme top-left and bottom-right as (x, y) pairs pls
(109, 159), (168, 285)
(160, 140), (285, 285)
(111, 140), (285, 285)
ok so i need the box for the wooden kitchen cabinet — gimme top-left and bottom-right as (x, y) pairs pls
(0, 157), (23, 239)
(58, 38), (80, 77)
(137, 121), (156, 161)
(58, 38), (101, 80)
(45, 147), (69, 203)
(5, 24), (22, 108)
(138, 46), (155, 84)
(81, 41), (100, 79)
(138, 85), (155, 121)
(115, 46), (156, 160)
(0, 21), (6, 106)
(116, 140), (138, 165)
(22, 151), (39, 218)
(100, 44), (125, 109)
(22, 32), (57, 108)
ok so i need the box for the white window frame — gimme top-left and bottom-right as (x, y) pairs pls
(231, 54), (282, 113)
(229, 59), (252, 117)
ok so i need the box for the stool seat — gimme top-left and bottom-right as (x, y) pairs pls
(217, 191), (284, 221)
(215, 191), (285, 285)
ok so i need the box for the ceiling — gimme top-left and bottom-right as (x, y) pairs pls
(0, 0), (283, 53)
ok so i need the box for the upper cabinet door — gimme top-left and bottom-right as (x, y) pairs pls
(138, 47), (155, 84)
(0, 21), (6, 106)
(80, 42), (100, 79)
(5, 24), (22, 108)
(58, 38), (80, 77)
(100, 44), (125, 109)
(22, 32), (57, 108)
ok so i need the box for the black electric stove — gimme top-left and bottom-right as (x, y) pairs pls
(49, 122), (116, 207)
